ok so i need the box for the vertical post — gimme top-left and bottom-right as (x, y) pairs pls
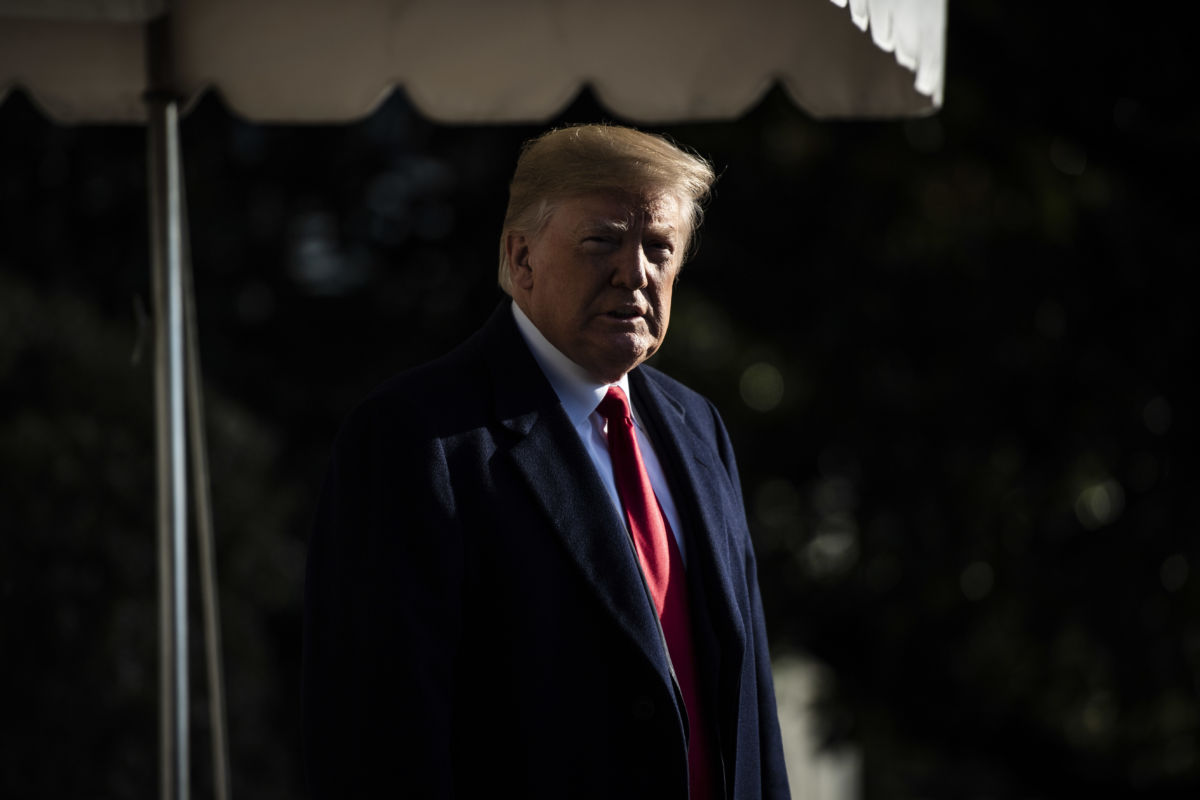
(147, 12), (189, 797)
(147, 12), (233, 800)
(184, 214), (233, 800)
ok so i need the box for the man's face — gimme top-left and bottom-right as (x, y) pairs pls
(508, 190), (688, 384)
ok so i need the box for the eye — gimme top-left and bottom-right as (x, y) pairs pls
(644, 239), (675, 262)
(581, 235), (619, 252)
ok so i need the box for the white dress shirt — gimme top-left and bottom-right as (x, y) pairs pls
(511, 302), (687, 563)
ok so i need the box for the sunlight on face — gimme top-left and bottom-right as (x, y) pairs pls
(508, 190), (687, 383)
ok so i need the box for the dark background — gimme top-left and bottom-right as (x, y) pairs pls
(2, 3), (1196, 798)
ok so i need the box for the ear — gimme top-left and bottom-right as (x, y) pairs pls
(506, 232), (535, 291)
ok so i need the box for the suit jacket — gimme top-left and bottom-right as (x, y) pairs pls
(303, 302), (790, 799)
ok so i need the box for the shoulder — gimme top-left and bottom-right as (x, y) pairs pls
(335, 301), (548, 453)
(638, 362), (702, 405)
(637, 363), (728, 431)
(635, 362), (743, 488)
(340, 331), (490, 448)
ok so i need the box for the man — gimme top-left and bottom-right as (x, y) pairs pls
(304, 124), (789, 799)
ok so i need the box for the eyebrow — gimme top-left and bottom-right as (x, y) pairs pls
(577, 218), (630, 235)
(577, 218), (679, 238)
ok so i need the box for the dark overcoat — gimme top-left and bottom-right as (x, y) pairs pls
(303, 303), (790, 799)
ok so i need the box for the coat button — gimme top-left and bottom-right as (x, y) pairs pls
(631, 695), (655, 721)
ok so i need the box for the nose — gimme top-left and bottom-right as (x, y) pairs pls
(611, 242), (649, 290)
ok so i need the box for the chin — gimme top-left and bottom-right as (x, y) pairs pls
(583, 340), (638, 374)
(587, 355), (642, 384)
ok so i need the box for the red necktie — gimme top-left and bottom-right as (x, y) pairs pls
(597, 386), (716, 800)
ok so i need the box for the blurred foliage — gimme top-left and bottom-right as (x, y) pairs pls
(2, 3), (1198, 798)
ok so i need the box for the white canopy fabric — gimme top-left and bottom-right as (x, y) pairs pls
(0, 0), (945, 124)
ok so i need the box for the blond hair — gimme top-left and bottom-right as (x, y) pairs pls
(497, 124), (716, 294)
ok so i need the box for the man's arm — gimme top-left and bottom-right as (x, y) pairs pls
(746, 544), (792, 799)
(302, 398), (462, 798)
(709, 400), (792, 799)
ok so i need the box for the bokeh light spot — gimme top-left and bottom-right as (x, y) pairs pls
(1160, 554), (1189, 593)
(804, 514), (859, 579)
(740, 362), (784, 412)
(960, 561), (995, 601)
(1074, 479), (1125, 530)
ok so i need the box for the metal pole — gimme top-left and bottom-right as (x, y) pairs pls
(147, 12), (232, 800)
(149, 92), (190, 800)
(183, 207), (233, 800)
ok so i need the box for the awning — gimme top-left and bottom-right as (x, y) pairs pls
(1, 0), (945, 124)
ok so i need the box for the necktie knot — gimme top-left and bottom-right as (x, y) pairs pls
(597, 386), (633, 428)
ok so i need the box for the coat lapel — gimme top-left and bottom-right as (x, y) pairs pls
(629, 369), (749, 699)
(478, 305), (674, 685)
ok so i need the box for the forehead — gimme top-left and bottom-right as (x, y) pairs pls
(553, 190), (685, 232)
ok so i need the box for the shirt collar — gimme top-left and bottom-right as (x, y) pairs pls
(511, 300), (631, 427)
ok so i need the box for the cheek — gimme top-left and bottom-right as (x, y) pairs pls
(654, 273), (677, 310)
(653, 285), (675, 334)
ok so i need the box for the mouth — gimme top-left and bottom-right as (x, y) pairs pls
(605, 306), (645, 321)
